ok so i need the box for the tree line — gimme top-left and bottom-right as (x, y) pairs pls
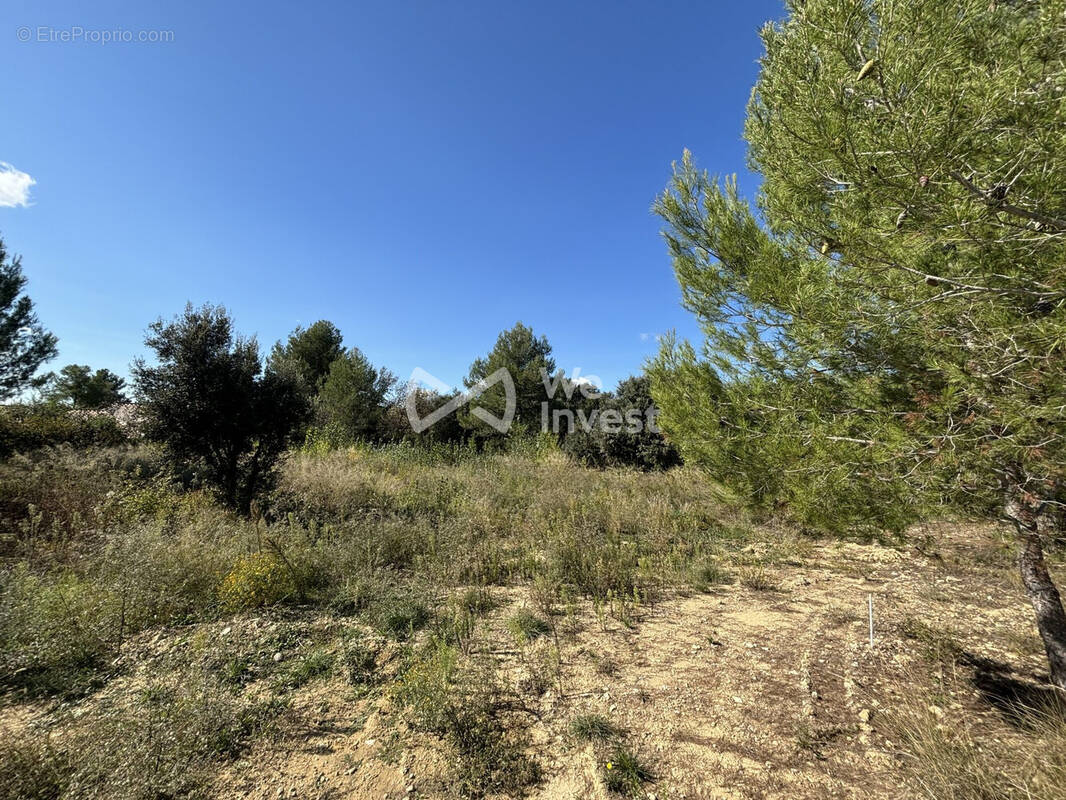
(0, 243), (679, 509)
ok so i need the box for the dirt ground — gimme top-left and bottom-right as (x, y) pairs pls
(5, 522), (1059, 799)
(211, 524), (1054, 799)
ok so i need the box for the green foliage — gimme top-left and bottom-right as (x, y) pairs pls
(0, 405), (127, 458)
(0, 567), (115, 698)
(571, 713), (621, 743)
(604, 745), (654, 797)
(690, 559), (733, 592)
(0, 668), (279, 800)
(0, 237), (57, 401)
(507, 609), (551, 643)
(218, 552), (296, 611)
(341, 635), (378, 686)
(275, 646), (334, 690)
(649, 0), (1066, 533)
(396, 641), (541, 797)
(44, 364), (127, 409)
(382, 386), (467, 446)
(463, 322), (556, 439)
(267, 320), (344, 392)
(316, 347), (396, 442)
(0, 735), (68, 800)
(370, 593), (432, 641)
(132, 304), (309, 510)
(562, 375), (681, 471)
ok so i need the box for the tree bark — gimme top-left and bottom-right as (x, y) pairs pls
(1007, 490), (1066, 690)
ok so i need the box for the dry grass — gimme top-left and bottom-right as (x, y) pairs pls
(0, 443), (1063, 799)
(888, 691), (1066, 800)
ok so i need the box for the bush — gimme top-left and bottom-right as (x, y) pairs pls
(0, 567), (115, 698)
(218, 552), (296, 611)
(561, 377), (680, 472)
(0, 405), (127, 457)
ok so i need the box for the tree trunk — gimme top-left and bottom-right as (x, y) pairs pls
(1007, 490), (1066, 690)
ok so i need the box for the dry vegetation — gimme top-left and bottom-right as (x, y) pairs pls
(0, 443), (1064, 799)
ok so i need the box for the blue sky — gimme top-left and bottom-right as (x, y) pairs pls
(2, 0), (782, 391)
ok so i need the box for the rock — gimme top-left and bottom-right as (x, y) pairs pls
(858, 708), (871, 723)
(273, 652), (283, 662)
(220, 626), (232, 636)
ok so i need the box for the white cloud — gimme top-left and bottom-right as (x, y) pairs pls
(639, 332), (650, 342)
(0, 162), (36, 208)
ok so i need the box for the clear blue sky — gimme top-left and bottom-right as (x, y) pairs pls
(2, 0), (782, 391)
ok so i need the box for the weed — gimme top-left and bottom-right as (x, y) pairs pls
(691, 559), (733, 592)
(900, 616), (962, 662)
(341, 637), (378, 687)
(888, 691), (1066, 800)
(508, 609), (551, 644)
(276, 647), (333, 690)
(396, 641), (540, 797)
(571, 713), (621, 742)
(604, 745), (654, 797)
(594, 653), (620, 677)
(739, 566), (779, 592)
(371, 595), (432, 641)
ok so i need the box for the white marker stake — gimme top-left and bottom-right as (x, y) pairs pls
(868, 594), (874, 648)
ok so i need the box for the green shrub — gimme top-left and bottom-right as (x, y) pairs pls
(0, 567), (116, 698)
(0, 405), (128, 457)
(218, 552), (296, 611)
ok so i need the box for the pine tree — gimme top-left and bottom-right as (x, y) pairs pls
(648, 0), (1066, 687)
(45, 365), (127, 408)
(316, 347), (395, 441)
(463, 322), (556, 439)
(0, 237), (57, 399)
(268, 320), (344, 393)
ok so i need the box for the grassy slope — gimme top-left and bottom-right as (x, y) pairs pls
(0, 444), (1063, 799)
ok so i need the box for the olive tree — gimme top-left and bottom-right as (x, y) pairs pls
(132, 304), (308, 511)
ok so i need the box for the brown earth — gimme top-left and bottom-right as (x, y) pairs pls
(5, 522), (1058, 799)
